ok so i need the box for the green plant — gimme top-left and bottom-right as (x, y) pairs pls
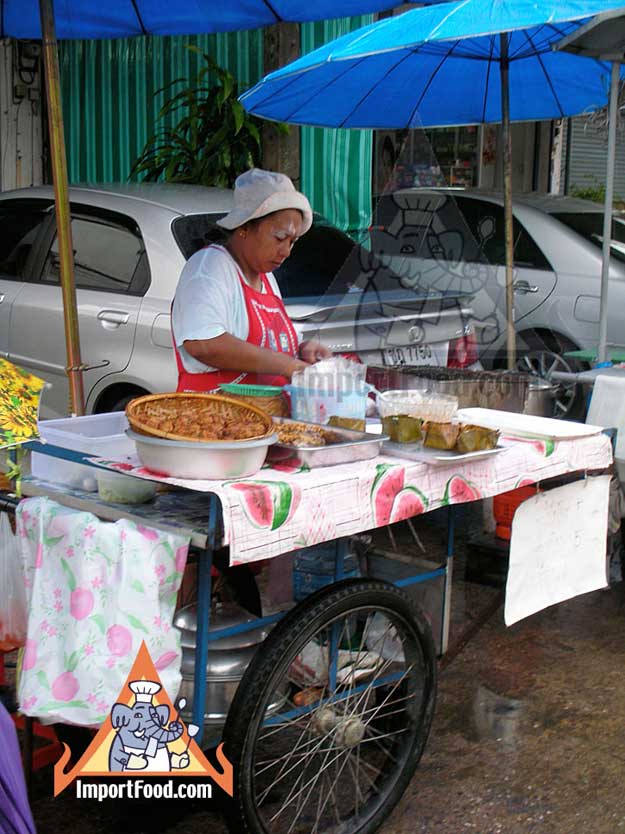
(570, 185), (607, 204)
(130, 48), (277, 187)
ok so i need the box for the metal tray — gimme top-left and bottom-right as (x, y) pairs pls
(269, 418), (388, 468)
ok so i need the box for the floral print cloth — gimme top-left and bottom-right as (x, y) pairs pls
(16, 497), (190, 726)
(0, 358), (45, 449)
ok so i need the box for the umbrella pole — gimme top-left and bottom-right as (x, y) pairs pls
(499, 33), (515, 371)
(39, 0), (85, 416)
(597, 61), (620, 364)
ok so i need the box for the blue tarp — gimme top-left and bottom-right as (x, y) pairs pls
(241, 0), (625, 127)
(0, 0), (407, 38)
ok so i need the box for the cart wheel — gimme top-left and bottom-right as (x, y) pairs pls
(222, 578), (437, 834)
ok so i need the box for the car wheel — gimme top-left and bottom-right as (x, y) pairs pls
(514, 331), (588, 421)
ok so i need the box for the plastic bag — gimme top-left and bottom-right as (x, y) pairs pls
(287, 357), (372, 424)
(0, 512), (27, 651)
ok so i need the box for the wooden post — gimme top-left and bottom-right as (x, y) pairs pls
(39, 0), (85, 415)
(499, 32), (516, 371)
(262, 23), (301, 185)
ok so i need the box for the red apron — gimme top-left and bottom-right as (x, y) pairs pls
(174, 258), (299, 393)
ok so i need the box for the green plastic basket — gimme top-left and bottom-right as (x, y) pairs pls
(219, 383), (284, 397)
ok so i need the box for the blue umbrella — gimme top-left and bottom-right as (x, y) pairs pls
(0, 0), (405, 37)
(4, 0), (417, 414)
(242, 0), (625, 367)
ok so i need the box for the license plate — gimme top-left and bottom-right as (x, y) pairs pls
(382, 343), (448, 366)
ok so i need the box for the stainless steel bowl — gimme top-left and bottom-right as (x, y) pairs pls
(174, 602), (287, 730)
(126, 429), (276, 480)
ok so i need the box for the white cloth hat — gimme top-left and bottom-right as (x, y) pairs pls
(129, 680), (161, 703)
(217, 168), (313, 234)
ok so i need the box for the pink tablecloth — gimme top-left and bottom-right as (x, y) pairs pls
(94, 432), (612, 565)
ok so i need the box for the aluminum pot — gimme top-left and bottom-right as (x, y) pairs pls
(126, 429), (276, 480)
(523, 380), (558, 417)
(174, 602), (287, 731)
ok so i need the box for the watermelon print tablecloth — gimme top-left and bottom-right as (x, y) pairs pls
(94, 432), (613, 566)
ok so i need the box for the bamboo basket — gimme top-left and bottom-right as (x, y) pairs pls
(125, 393), (274, 443)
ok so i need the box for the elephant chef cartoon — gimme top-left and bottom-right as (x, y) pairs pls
(108, 680), (190, 773)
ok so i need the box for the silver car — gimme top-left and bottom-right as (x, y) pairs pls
(371, 189), (625, 417)
(0, 184), (477, 418)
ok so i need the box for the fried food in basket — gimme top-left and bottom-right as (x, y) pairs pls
(455, 424), (500, 453)
(275, 421), (339, 447)
(126, 393), (272, 442)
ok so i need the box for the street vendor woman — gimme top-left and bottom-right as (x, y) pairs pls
(171, 167), (331, 392)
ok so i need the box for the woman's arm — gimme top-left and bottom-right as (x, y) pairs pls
(184, 333), (309, 379)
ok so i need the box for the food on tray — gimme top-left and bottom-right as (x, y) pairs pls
(422, 421), (499, 452)
(455, 424), (500, 453)
(382, 414), (422, 443)
(126, 393), (272, 442)
(274, 420), (340, 447)
(422, 421), (460, 450)
(328, 416), (366, 432)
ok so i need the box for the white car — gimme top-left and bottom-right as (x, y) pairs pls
(0, 184), (478, 418)
(372, 189), (625, 417)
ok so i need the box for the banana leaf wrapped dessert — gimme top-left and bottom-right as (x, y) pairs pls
(455, 424), (500, 453)
(422, 421), (460, 450)
(382, 414), (422, 443)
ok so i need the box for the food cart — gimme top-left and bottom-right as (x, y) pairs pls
(0, 397), (612, 834)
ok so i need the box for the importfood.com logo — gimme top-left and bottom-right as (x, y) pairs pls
(54, 642), (232, 800)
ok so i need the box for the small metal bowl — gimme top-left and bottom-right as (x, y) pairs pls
(126, 429), (276, 480)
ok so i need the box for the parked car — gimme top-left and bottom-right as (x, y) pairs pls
(371, 189), (625, 418)
(0, 184), (478, 418)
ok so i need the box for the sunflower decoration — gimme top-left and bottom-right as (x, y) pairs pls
(0, 358), (46, 450)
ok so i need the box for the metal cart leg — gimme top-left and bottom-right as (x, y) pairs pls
(441, 507), (455, 655)
(191, 495), (219, 744)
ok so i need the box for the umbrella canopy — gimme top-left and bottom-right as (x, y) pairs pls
(11, 0), (420, 415)
(242, 0), (625, 370)
(556, 9), (625, 364)
(240, 0), (624, 126)
(0, 0), (405, 38)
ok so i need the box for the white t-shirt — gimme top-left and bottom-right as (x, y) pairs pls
(171, 245), (282, 374)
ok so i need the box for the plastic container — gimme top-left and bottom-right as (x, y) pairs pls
(292, 544), (360, 601)
(219, 383), (289, 418)
(378, 389), (458, 422)
(285, 382), (373, 426)
(96, 471), (157, 504)
(493, 485), (538, 540)
(31, 412), (136, 491)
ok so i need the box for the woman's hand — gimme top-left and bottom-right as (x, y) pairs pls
(299, 341), (332, 364)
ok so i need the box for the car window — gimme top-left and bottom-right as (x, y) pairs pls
(551, 212), (625, 266)
(274, 221), (356, 298)
(0, 202), (50, 279)
(454, 198), (552, 270)
(42, 215), (149, 294)
(172, 214), (228, 259)
(172, 213), (357, 299)
(371, 193), (551, 271)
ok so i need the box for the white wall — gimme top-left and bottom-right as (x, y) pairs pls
(0, 39), (44, 192)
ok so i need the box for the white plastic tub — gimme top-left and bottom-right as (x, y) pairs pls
(31, 412), (136, 491)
